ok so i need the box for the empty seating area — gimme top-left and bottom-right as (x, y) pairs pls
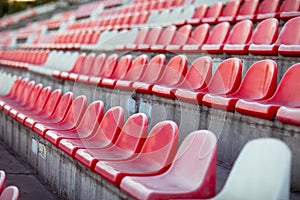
(0, 0), (300, 199)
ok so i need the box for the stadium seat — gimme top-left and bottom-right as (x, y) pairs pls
(58, 106), (124, 157)
(0, 186), (20, 200)
(202, 59), (278, 111)
(182, 23), (210, 53)
(236, 63), (300, 120)
(173, 6), (196, 26)
(165, 25), (192, 52)
(75, 113), (148, 170)
(256, 0), (280, 21)
(150, 26), (177, 52)
(217, 0), (240, 23)
(175, 58), (242, 104)
(68, 53), (96, 82)
(120, 130), (217, 200)
(223, 20), (253, 55)
(186, 4), (208, 25)
(201, 22), (231, 54)
(152, 56), (212, 99)
(94, 120), (178, 186)
(235, 0), (260, 21)
(115, 27), (149, 51)
(202, 2), (223, 24)
(0, 170), (5, 194)
(137, 26), (162, 51)
(212, 138), (291, 200)
(249, 18), (279, 55)
(279, 0), (300, 20)
(44, 100), (104, 145)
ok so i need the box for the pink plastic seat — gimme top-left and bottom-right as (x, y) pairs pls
(182, 23), (210, 53)
(150, 26), (177, 52)
(277, 106), (300, 126)
(152, 56), (212, 99)
(58, 106), (124, 157)
(217, 0), (240, 23)
(137, 27), (162, 51)
(249, 18), (279, 55)
(115, 54), (148, 90)
(75, 113), (148, 170)
(0, 171), (5, 194)
(175, 58), (242, 104)
(256, 0), (280, 21)
(279, 0), (300, 20)
(236, 63), (300, 120)
(165, 25), (193, 52)
(0, 186), (19, 200)
(202, 2), (223, 24)
(132, 54), (166, 94)
(201, 22), (231, 54)
(44, 100), (104, 145)
(120, 130), (217, 200)
(236, 0), (260, 21)
(186, 4), (208, 25)
(68, 53), (96, 82)
(94, 120), (178, 186)
(203, 59), (277, 111)
(223, 20), (253, 55)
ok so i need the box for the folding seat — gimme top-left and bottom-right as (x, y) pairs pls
(150, 26), (177, 52)
(211, 138), (291, 200)
(0, 186), (19, 200)
(201, 2), (223, 24)
(130, 11), (149, 26)
(217, 0), (240, 23)
(162, 7), (184, 26)
(68, 53), (96, 82)
(223, 20), (253, 55)
(115, 27), (149, 51)
(94, 120), (178, 186)
(44, 100), (104, 145)
(175, 58), (242, 104)
(173, 6), (196, 26)
(152, 56), (212, 99)
(182, 23), (210, 53)
(165, 25), (193, 52)
(115, 54), (148, 90)
(0, 170), (5, 194)
(203, 60), (277, 111)
(201, 22), (231, 54)
(120, 130), (217, 200)
(88, 54), (118, 86)
(256, 0), (280, 21)
(100, 55), (132, 88)
(235, 0), (260, 21)
(137, 27), (162, 51)
(279, 0), (300, 20)
(146, 10), (161, 27)
(236, 63), (300, 120)
(58, 106), (124, 157)
(249, 18), (279, 55)
(75, 113), (148, 169)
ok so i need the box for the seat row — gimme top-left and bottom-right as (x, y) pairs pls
(0, 170), (19, 200)
(0, 75), (292, 200)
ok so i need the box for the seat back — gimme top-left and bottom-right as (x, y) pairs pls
(218, 0), (240, 19)
(62, 95), (87, 127)
(214, 138), (291, 200)
(51, 92), (73, 121)
(68, 53), (86, 73)
(186, 23), (210, 45)
(205, 58), (242, 95)
(205, 22), (230, 45)
(203, 2), (223, 19)
(18, 81), (35, 104)
(0, 186), (20, 200)
(114, 113), (148, 153)
(233, 60), (277, 100)
(155, 26), (176, 45)
(139, 54), (166, 83)
(191, 5), (208, 19)
(42, 89), (62, 116)
(79, 53), (96, 75)
(99, 54), (118, 78)
(280, 0), (300, 12)
(225, 20), (253, 45)
(257, 0), (280, 15)
(236, 0), (259, 18)
(250, 18), (279, 45)
(25, 83), (43, 108)
(169, 25), (192, 46)
(142, 26), (162, 45)
(157, 55), (188, 86)
(32, 86), (51, 113)
(0, 170), (5, 194)
(277, 17), (300, 45)
(89, 53), (106, 76)
(123, 54), (148, 81)
(110, 55), (132, 80)
(134, 28), (149, 45)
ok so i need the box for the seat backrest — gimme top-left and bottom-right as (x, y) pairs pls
(110, 55), (132, 80)
(134, 28), (149, 45)
(62, 95), (87, 127)
(205, 58), (242, 95)
(236, 0), (259, 16)
(0, 170), (5, 194)
(205, 22), (230, 45)
(33, 86), (51, 113)
(219, 0), (240, 18)
(0, 186), (20, 200)
(280, 0), (300, 12)
(155, 26), (176, 45)
(123, 54), (148, 81)
(186, 23), (210, 45)
(251, 18), (279, 45)
(232, 59), (277, 100)
(257, 0), (280, 15)
(68, 53), (86, 73)
(203, 2), (223, 18)
(42, 89), (62, 116)
(79, 53), (96, 75)
(89, 53), (106, 76)
(99, 54), (118, 78)
(277, 17), (300, 45)
(139, 54), (166, 83)
(24, 83), (43, 107)
(142, 26), (162, 45)
(225, 20), (253, 45)
(157, 55), (188, 86)
(114, 113), (148, 153)
(191, 4), (208, 19)
(51, 92), (73, 121)
(18, 80), (35, 103)
(170, 25), (192, 46)
(214, 138), (291, 200)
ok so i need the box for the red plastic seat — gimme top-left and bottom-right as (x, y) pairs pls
(217, 0), (240, 23)
(165, 25), (193, 52)
(116, 28), (149, 51)
(0, 186), (19, 200)
(68, 53), (96, 82)
(182, 23), (210, 53)
(137, 27), (162, 51)
(58, 106), (124, 157)
(152, 56), (212, 99)
(256, 0), (280, 21)
(94, 120), (178, 186)
(203, 59), (277, 111)
(120, 130), (217, 200)
(131, 54), (166, 93)
(75, 113), (148, 170)
(0, 170), (5, 194)
(236, 0), (260, 21)
(249, 18), (279, 55)
(279, 0), (300, 20)
(202, 2), (223, 24)
(100, 55), (132, 88)
(223, 20), (253, 55)
(175, 58), (242, 104)
(186, 4), (208, 25)
(44, 100), (104, 145)
(115, 54), (148, 90)
(33, 95), (87, 137)
(236, 63), (300, 120)
(201, 22), (231, 54)
(276, 106), (300, 126)
(150, 26), (177, 52)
